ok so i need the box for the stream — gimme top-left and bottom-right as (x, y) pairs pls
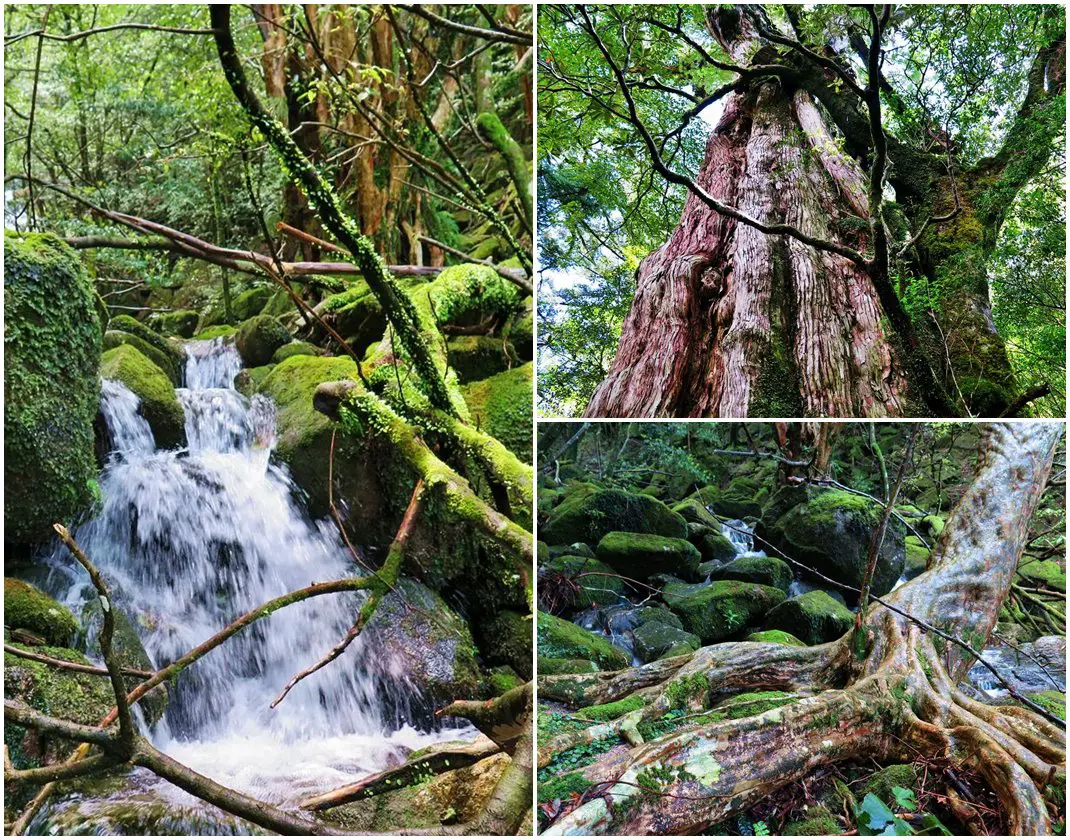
(31, 339), (470, 832)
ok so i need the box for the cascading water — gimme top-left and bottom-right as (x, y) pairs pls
(35, 338), (467, 828)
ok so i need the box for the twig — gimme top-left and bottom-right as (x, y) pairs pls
(3, 643), (153, 678)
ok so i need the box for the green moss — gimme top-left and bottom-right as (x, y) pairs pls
(102, 330), (181, 385)
(446, 335), (513, 383)
(459, 362), (532, 461)
(1026, 690), (1065, 721)
(783, 805), (839, 836)
(537, 656), (599, 675)
(100, 345), (186, 448)
(427, 264), (522, 328)
(860, 764), (917, 804)
(230, 286), (272, 321)
(5, 232), (102, 545)
(4, 578), (79, 646)
(744, 629), (806, 647)
(503, 298), (532, 362)
(632, 621), (701, 663)
(486, 667), (523, 695)
(271, 340), (325, 364)
(709, 556), (792, 592)
(541, 555), (624, 609)
(665, 672), (710, 710)
(108, 314), (185, 370)
(716, 690), (795, 719)
(537, 611), (629, 670)
(663, 580), (787, 644)
(538, 772), (591, 804)
(596, 531), (701, 580)
(235, 314), (291, 367)
(150, 309), (199, 338)
(543, 487), (687, 546)
(192, 324), (237, 341)
(479, 610), (532, 680)
(764, 590), (855, 645)
(580, 695), (646, 722)
(1016, 559), (1065, 592)
(235, 364), (275, 396)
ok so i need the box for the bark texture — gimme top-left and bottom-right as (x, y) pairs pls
(540, 422), (1064, 836)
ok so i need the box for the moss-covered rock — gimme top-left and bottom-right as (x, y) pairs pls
(662, 580), (786, 644)
(540, 555), (624, 609)
(99, 345), (186, 448)
(771, 490), (905, 596)
(595, 531), (701, 581)
(4, 643), (120, 770)
(920, 514), (945, 540)
(1016, 559), (1066, 592)
(230, 286), (273, 321)
(697, 532), (737, 563)
(271, 340), (325, 364)
(763, 590), (855, 645)
(320, 281), (387, 355)
(537, 656), (599, 675)
(366, 578), (482, 708)
(634, 606), (684, 630)
(460, 362), (532, 461)
(672, 498), (722, 530)
(446, 335), (514, 383)
(5, 232), (102, 545)
(687, 484), (762, 520)
(192, 324), (237, 341)
(478, 610), (531, 680)
(234, 364), (274, 397)
(428, 264), (522, 328)
(745, 629), (806, 647)
(102, 329), (181, 386)
(150, 309), (199, 339)
(709, 555), (792, 592)
(235, 314), (291, 367)
(108, 314), (185, 372)
(632, 620), (701, 663)
(4, 578), (78, 647)
(537, 611), (629, 670)
(905, 537), (929, 578)
(542, 488), (687, 546)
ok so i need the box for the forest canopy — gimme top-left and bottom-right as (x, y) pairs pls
(537, 4), (1065, 419)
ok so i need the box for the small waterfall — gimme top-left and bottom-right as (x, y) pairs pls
(43, 339), (463, 813)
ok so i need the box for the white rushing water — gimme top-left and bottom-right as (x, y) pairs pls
(43, 340), (465, 814)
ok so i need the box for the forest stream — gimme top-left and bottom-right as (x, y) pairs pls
(26, 339), (474, 833)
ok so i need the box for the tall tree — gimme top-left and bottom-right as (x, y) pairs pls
(540, 5), (1065, 418)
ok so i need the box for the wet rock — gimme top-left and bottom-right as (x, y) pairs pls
(540, 555), (624, 610)
(4, 578), (78, 646)
(100, 344), (186, 449)
(632, 621), (701, 663)
(708, 556), (792, 593)
(235, 314), (291, 367)
(478, 610), (532, 680)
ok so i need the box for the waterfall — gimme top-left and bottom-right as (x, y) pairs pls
(43, 340), (464, 812)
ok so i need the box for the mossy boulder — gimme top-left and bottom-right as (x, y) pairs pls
(478, 610), (532, 680)
(235, 314), (291, 367)
(697, 532), (737, 563)
(99, 345), (186, 448)
(5, 232), (102, 545)
(150, 309), (199, 339)
(536, 611), (629, 671)
(542, 488), (687, 547)
(192, 324), (237, 341)
(662, 580), (786, 644)
(1016, 559), (1065, 592)
(920, 514), (945, 540)
(446, 335), (513, 382)
(745, 629), (806, 647)
(632, 621), (701, 663)
(595, 531), (701, 581)
(366, 578), (482, 708)
(688, 484), (762, 520)
(708, 555), (792, 592)
(537, 656), (599, 675)
(4, 644), (118, 769)
(771, 490), (905, 596)
(4, 578), (78, 647)
(460, 362), (532, 461)
(905, 537), (929, 578)
(763, 590), (855, 645)
(320, 281), (386, 354)
(634, 606), (684, 630)
(427, 263), (522, 328)
(782, 805), (840, 836)
(230, 286), (273, 321)
(102, 329), (181, 386)
(540, 555), (624, 609)
(672, 498), (722, 530)
(108, 314), (186, 373)
(234, 364), (274, 397)
(271, 340), (324, 364)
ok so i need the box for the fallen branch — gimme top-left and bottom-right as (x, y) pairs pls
(3, 643), (153, 679)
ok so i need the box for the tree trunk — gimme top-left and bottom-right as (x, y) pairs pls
(540, 422), (1064, 835)
(586, 12), (907, 419)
